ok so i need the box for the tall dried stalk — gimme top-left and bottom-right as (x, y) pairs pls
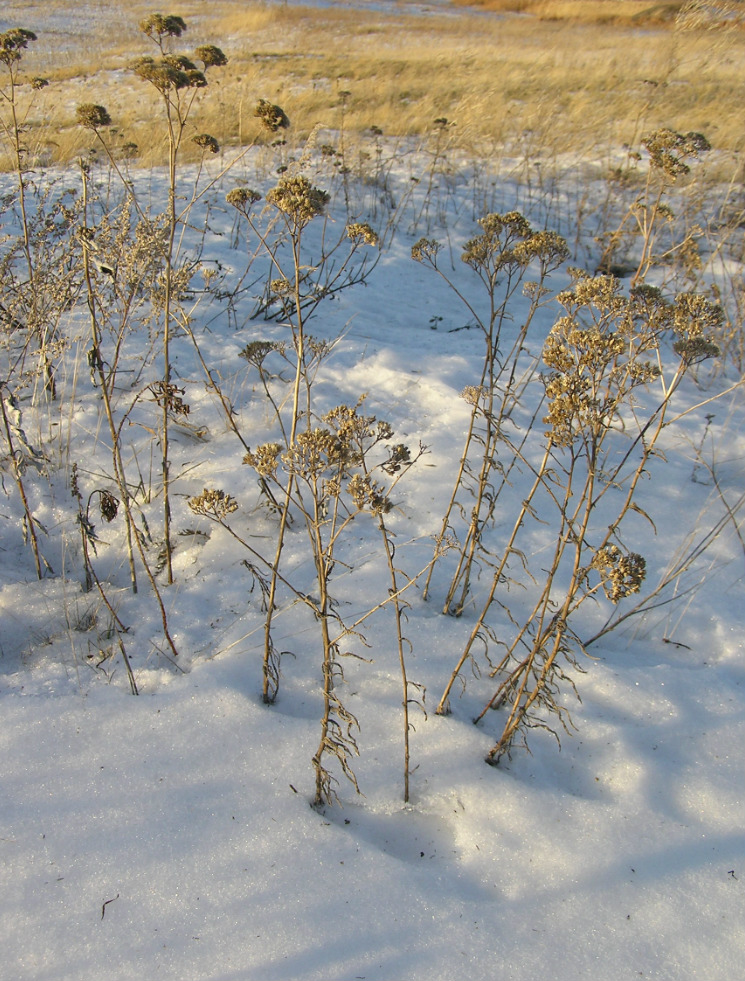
(132, 13), (227, 584)
(228, 177), (380, 703)
(414, 213), (569, 613)
(436, 272), (724, 761)
(0, 29), (58, 399)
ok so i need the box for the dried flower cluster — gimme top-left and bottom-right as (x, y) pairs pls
(99, 491), (119, 523)
(0, 28), (36, 65)
(542, 371), (595, 446)
(254, 99), (290, 132)
(226, 187), (262, 213)
(347, 473), (392, 514)
(346, 223), (379, 247)
(76, 104), (112, 129)
(382, 442), (412, 474)
(282, 428), (349, 476)
(149, 381), (190, 418)
(243, 442), (282, 478)
(266, 176), (330, 226)
(591, 545), (646, 602)
(270, 278), (292, 297)
(195, 44), (228, 69)
(192, 133), (219, 154)
(188, 488), (238, 520)
(239, 341), (283, 367)
(411, 237), (441, 263)
(140, 14), (187, 40)
(460, 385), (484, 406)
(133, 55), (206, 93)
(461, 211), (532, 267)
(642, 128), (711, 181)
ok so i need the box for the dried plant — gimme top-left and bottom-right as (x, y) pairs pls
(129, 12), (228, 584)
(596, 128), (711, 286)
(228, 168), (381, 705)
(242, 401), (423, 804)
(435, 272), (724, 762)
(0, 27), (63, 400)
(415, 212), (569, 614)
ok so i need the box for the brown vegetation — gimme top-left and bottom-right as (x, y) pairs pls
(2, 0), (744, 171)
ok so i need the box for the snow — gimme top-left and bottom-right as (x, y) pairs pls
(2, 63), (745, 981)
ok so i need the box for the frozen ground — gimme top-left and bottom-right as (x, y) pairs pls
(1, 15), (744, 981)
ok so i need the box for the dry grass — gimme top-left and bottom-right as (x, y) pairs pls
(453, 0), (686, 26)
(3, 0), (745, 169)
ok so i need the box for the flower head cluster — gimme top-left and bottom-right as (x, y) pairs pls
(192, 133), (219, 154)
(226, 187), (262, 214)
(382, 443), (411, 475)
(346, 222), (379, 247)
(558, 271), (626, 317)
(243, 443), (283, 478)
(642, 129), (711, 181)
(76, 104), (112, 129)
(266, 176), (329, 226)
(140, 15), (187, 40)
(512, 229), (570, 268)
(461, 211), (531, 269)
(670, 292), (722, 363)
(672, 292), (723, 339)
(188, 488), (238, 520)
(149, 381), (190, 417)
(347, 474), (392, 515)
(0, 28), (37, 65)
(625, 284), (674, 337)
(461, 385), (484, 406)
(133, 55), (206, 92)
(282, 429), (349, 476)
(239, 340), (283, 367)
(195, 44), (228, 69)
(543, 321), (625, 375)
(270, 278), (292, 297)
(591, 545), (646, 602)
(254, 99), (290, 132)
(542, 372), (595, 446)
(411, 237), (441, 263)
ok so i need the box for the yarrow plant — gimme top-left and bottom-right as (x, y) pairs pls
(435, 270), (723, 763)
(415, 211), (570, 614)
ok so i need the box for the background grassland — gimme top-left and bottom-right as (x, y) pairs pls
(3, 0), (745, 169)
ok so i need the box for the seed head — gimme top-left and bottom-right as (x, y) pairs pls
(188, 488), (238, 520)
(672, 292), (723, 339)
(243, 443), (282, 478)
(411, 237), (441, 263)
(133, 55), (205, 92)
(76, 104), (112, 129)
(0, 28), (37, 65)
(195, 44), (228, 69)
(239, 340), (283, 366)
(226, 187), (262, 213)
(254, 99), (290, 132)
(140, 14), (187, 40)
(270, 278), (292, 297)
(266, 176), (329, 225)
(192, 133), (219, 154)
(642, 128), (711, 181)
(591, 546), (646, 602)
(346, 222), (379, 247)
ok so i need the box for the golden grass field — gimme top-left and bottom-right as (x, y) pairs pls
(2, 0), (745, 168)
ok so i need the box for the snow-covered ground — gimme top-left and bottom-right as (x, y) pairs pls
(1, 43), (744, 981)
